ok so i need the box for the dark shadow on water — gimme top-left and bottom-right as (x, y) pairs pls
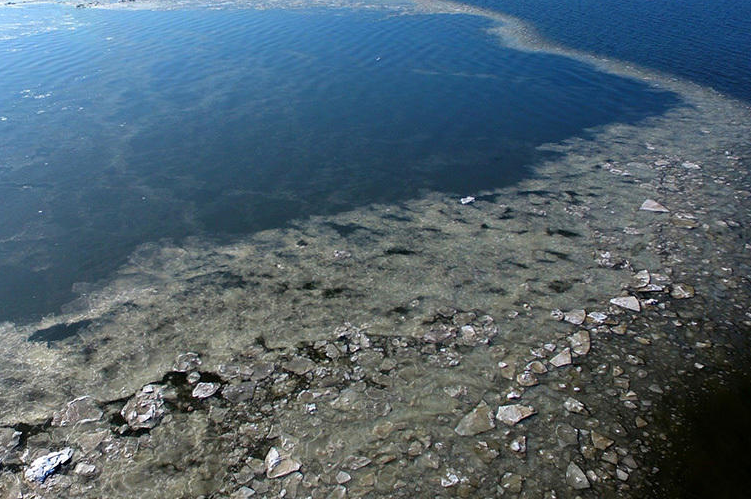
(0, 7), (682, 324)
(27, 319), (92, 343)
(649, 371), (751, 498)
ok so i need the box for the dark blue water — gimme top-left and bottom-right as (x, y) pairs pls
(463, 0), (751, 102)
(0, 5), (679, 322)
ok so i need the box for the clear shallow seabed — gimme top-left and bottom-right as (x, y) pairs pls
(0, 1), (750, 498)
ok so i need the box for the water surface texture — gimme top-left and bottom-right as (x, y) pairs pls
(0, 2), (750, 498)
(458, 0), (751, 102)
(0, 5), (678, 322)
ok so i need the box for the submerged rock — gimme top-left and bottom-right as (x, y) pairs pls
(24, 448), (73, 483)
(52, 396), (102, 427)
(231, 486), (256, 499)
(454, 401), (495, 436)
(496, 404), (536, 426)
(121, 384), (165, 430)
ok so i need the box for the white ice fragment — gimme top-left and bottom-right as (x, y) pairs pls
(640, 199), (669, 212)
(610, 296), (641, 312)
(24, 448), (73, 482)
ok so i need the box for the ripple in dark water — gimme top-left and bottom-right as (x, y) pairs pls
(0, 5), (680, 322)
(460, 0), (751, 102)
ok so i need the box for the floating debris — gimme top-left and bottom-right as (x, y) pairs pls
(459, 196), (475, 205)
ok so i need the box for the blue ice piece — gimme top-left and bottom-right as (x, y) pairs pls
(24, 448), (73, 483)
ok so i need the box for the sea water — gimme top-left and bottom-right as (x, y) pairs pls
(0, 3), (678, 322)
(0, 1), (749, 497)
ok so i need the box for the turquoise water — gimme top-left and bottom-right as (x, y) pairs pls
(0, 5), (679, 322)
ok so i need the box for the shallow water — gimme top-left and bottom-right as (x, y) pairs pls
(0, 1), (750, 498)
(0, 4), (679, 323)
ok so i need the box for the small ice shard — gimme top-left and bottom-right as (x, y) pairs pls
(496, 404), (536, 425)
(52, 396), (102, 427)
(587, 311), (608, 323)
(265, 447), (301, 479)
(640, 199), (669, 212)
(516, 371), (539, 387)
(610, 296), (641, 312)
(454, 401), (495, 436)
(0, 428), (21, 464)
(174, 352), (202, 372)
(566, 462), (590, 489)
(631, 270), (651, 288)
(282, 356), (316, 375)
(564, 309), (586, 325)
(121, 384), (165, 429)
(459, 196), (475, 205)
(441, 472), (460, 487)
(671, 283), (695, 299)
(24, 448), (73, 483)
(591, 431), (614, 450)
(192, 382), (220, 399)
(563, 397), (588, 415)
(550, 348), (572, 367)
(335, 471), (351, 484)
(568, 331), (591, 355)
(509, 435), (526, 455)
